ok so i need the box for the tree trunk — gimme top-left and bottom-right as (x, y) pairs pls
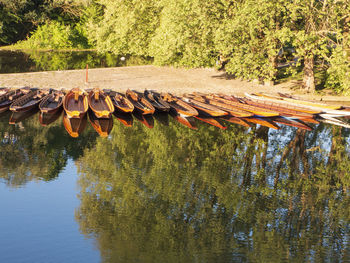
(266, 55), (278, 86)
(302, 55), (315, 92)
(343, 17), (350, 57)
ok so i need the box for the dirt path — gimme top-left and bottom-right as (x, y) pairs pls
(0, 65), (349, 102)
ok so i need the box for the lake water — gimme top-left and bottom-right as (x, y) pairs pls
(0, 109), (349, 263)
(0, 50), (152, 73)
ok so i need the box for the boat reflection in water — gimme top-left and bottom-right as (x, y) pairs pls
(133, 112), (154, 129)
(170, 111), (197, 130)
(153, 112), (169, 126)
(113, 112), (133, 127)
(9, 108), (39, 124)
(88, 110), (113, 137)
(63, 113), (87, 138)
(39, 108), (63, 126)
(195, 115), (227, 130)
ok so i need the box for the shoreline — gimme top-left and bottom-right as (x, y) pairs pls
(0, 65), (349, 104)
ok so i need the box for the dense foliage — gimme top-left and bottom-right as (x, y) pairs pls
(1, 0), (350, 93)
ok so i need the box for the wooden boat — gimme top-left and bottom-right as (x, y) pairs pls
(241, 117), (280, 129)
(241, 98), (318, 119)
(63, 88), (88, 118)
(113, 112), (133, 127)
(208, 95), (280, 117)
(0, 89), (28, 113)
(88, 88), (114, 118)
(39, 109), (63, 126)
(144, 90), (170, 112)
(133, 112), (154, 128)
(182, 96), (229, 117)
(126, 89), (155, 115)
(63, 113), (87, 138)
(221, 116), (251, 127)
(187, 93), (253, 117)
(195, 116), (227, 129)
(277, 93), (342, 110)
(9, 108), (39, 124)
(245, 93), (321, 115)
(253, 93), (350, 117)
(39, 90), (64, 114)
(110, 91), (134, 113)
(88, 110), (114, 137)
(161, 93), (198, 117)
(10, 89), (49, 112)
(0, 88), (9, 96)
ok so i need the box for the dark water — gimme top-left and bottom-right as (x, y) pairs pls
(0, 110), (349, 263)
(0, 50), (152, 73)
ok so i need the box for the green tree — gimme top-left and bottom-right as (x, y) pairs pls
(214, 0), (292, 83)
(88, 0), (161, 55)
(149, 0), (223, 67)
(289, 0), (349, 92)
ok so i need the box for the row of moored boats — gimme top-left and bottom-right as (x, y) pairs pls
(1, 87), (350, 135)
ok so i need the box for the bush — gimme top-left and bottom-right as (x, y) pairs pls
(325, 47), (350, 94)
(15, 21), (90, 49)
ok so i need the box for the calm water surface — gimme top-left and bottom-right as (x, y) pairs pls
(0, 111), (349, 263)
(0, 50), (152, 73)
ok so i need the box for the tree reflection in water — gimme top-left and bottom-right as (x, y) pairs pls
(0, 111), (97, 187)
(75, 117), (350, 262)
(0, 109), (348, 261)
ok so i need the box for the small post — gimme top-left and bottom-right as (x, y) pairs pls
(85, 64), (88, 84)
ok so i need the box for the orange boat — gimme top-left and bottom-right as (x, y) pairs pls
(88, 88), (114, 118)
(126, 89), (155, 115)
(161, 93), (198, 117)
(63, 88), (89, 118)
(209, 95), (280, 117)
(187, 93), (253, 118)
(182, 96), (228, 117)
(110, 91), (134, 113)
(245, 93), (322, 114)
(88, 110), (114, 137)
(242, 99), (316, 119)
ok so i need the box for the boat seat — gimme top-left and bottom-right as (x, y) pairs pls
(54, 94), (60, 102)
(94, 90), (100, 102)
(74, 91), (80, 102)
